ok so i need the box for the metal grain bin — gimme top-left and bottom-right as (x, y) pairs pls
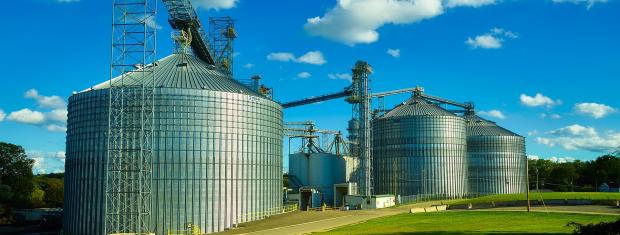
(64, 53), (283, 235)
(289, 153), (346, 206)
(289, 153), (309, 186)
(373, 97), (468, 199)
(465, 114), (526, 195)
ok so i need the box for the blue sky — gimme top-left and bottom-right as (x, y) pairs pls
(0, 0), (618, 173)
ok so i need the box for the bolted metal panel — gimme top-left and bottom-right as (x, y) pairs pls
(289, 153), (309, 186)
(372, 97), (468, 199)
(465, 114), (527, 195)
(65, 55), (283, 234)
(289, 153), (349, 206)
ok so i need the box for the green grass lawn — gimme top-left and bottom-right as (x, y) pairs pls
(319, 211), (619, 234)
(448, 192), (620, 205)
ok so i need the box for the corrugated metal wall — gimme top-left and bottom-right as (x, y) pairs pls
(289, 153), (347, 205)
(466, 114), (527, 195)
(64, 88), (283, 235)
(373, 115), (469, 199)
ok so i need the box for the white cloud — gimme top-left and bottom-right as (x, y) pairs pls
(47, 109), (68, 123)
(57, 0), (79, 3)
(466, 28), (518, 49)
(297, 72), (312, 79)
(551, 114), (562, 119)
(267, 52), (296, 62)
(0, 109), (5, 122)
(7, 109), (46, 124)
(24, 89), (66, 109)
(46, 124), (67, 133)
(446, 0), (496, 7)
(549, 156), (576, 163)
(192, 0), (238, 10)
(574, 102), (616, 119)
(243, 63), (255, 69)
(537, 124), (620, 153)
(387, 48), (401, 58)
(267, 51), (326, 65)
(328, 73), (353, 82)
(520, 93), (561, 108)
(296, 51), (327, 65)
(528, 155), (540, 160)
(27, 151), (66, 174)
(479, 110), (506, 119)
(466, 34), (502, 49)
(548, 124), (597, 137)
(552, 0), (608, 9)
(307, 0), (497, 45)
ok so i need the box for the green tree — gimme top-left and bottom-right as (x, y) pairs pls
(35, 177), (64, 208)
(550, 163), (578, 192)
(0, 142), (34, 208)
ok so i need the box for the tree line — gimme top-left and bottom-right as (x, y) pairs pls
(528, 155), (620, 192)
(0, 142), (64, 224)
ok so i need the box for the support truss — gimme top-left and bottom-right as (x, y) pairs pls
(106, 0), (156, 234)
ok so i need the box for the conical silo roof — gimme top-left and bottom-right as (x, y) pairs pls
(464, 114), (520, 137)
(381, 97), (456, 118)
(88, 53), (261, 96)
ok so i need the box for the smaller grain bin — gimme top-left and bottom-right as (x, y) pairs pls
(373, 97), (468, 199)
(465, 114), (527, 195)
(289, 153), (353, 206)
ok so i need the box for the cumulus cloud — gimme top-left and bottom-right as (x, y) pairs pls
(267, 51), (326, 65)
(528, 154), (575, 163)
(192, 0), (238, 10)
(47, 109), (68, 123)
(479, 110), (506, 119)
(466, 28), (518, 49)
(537, 124), (620, 153)
(57, 0), (80, 3)
(0, 109), (5, 122)
(8, 109), (46, 124)
(243, 63), (255, 69)
(552, 0), (608, 9)
(387, 48), (401, 57)
(27, 151), (66, 174)
(574, 102), (616, 119)
(304, 0), (496, 45)
(549, 156), (576, 163)
(24, 89), (66, 109)
(446, 0), (496, 7)
(328, 73), (353, 82)
(548, 124), (597, 137)
(520, 93), (561, 108)
(297, 72), (312, 79)
(8, 89), (67, 132)
(46, 124), (67, 133)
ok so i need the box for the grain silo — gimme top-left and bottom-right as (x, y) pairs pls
(373, 96), (468, 199)
(288, 152), (351, 207)
(465, 113), (526, 195)
(64, 52), (283, 234)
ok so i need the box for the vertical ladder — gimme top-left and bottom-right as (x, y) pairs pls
(106, 0), (156, 234)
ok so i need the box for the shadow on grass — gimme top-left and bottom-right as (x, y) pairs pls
(365, 232), (566, 235)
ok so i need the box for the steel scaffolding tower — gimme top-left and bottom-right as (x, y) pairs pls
(209, 17), (237, 76)
(105, 0), (156, 234)
(347, 61), (373, 197)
